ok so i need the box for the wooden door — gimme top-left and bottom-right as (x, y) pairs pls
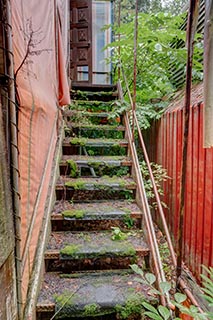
(70, 0), (92, 83)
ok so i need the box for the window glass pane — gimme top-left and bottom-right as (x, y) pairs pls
(77, 66), (89, 81)
(92, 1), (112, 84)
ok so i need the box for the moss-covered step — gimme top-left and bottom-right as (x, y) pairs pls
(70, 88), (118, 101)
(66, 124), (125, 139)
(62, 137), (128, 156)
(51, 200), (142, 231)
(44, 230), (149, 272)
(55, 176), (136, 201)
(59, 155), (132, 177)
(68, 100), (116, 112)
(36, 270), (158, 319)
(63, 109), (123, 126)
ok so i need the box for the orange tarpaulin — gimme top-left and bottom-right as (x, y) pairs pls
(11, 0), (70, 303)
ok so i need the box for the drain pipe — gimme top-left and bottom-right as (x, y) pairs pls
(5, 0), (22, 318)
(176, 0), (199, 282)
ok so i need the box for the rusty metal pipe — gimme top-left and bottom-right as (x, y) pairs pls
(124, 113), (172, 308)
(5, 0), (22, 317)
(134, 111), (177, 266)
(177, 0), (200, 281)
(132, 0), (138, 139)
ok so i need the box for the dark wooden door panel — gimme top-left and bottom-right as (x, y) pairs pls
(70, 0), (92, 83)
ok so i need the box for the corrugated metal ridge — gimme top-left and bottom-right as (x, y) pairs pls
(165, 82), (203, 113)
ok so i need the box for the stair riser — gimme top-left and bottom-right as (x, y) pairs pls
(71, 93), (118, 102)
(59, 164), (131, 177)
(67, 128), (124, 139)
(45, 255), (149, 273)
(62, 145), (127, 156)
(55, 189), (135, 201)
(51, 218), (141, 232)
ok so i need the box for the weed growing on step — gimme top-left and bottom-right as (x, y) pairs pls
(111, 227), (128, 241)
(140, 160), (169, 209)
(66, 159), (79, 178)
(130, 264), (213, 319)
(115, 292), (146, 319)
(122, 213), (134, 228)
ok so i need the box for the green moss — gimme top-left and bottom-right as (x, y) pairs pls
(115, 293), (146, 319)
(83, 303), (100, 316)
(70, 137), (88, 146)
(60, 244), (82, 257)
(65, 176), (131, 190)
(122, 213), (134, 228)
(62, 209), (85, 219)
(65, 180), (86, 190)
(66, 159), (79, 178)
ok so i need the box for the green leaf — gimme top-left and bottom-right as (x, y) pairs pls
(174, 293), (187, 304)
(142, 302), (159, 314)
(130, 264), (144, 276)
(159, 282), (171, 294)
(158, 306), (170, 320)
(145, 273), (156, 285)
(144, 311), (163, 320)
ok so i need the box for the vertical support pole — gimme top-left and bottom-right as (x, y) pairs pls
(117, 0), (121, 80)
(204, 0), (213, 147)
(132, 0), (138, 140)
(176, 0), (199, 282)
(5, 0), (22, 317)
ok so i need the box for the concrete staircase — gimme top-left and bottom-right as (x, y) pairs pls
(36, 85), (157, 320)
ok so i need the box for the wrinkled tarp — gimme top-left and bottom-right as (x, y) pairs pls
(11, 0), (70, 303)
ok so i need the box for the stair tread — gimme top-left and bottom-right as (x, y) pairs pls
(37, 271), (157, 316)
(53, 200), (141, 214)
(61, 155), (131, 165)
(56, 176), (136, 190)
(46, 230), (149, 256)
(70, 123), (125, 131)
(63, 137), (128, 147)
(52, 200), (142, 222)
(64, 109), (116, 117)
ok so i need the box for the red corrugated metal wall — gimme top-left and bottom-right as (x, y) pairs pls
(149, 88), (213, 280)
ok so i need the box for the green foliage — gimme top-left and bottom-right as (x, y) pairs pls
(66, 159), (79, 178)
(134, 101), (168, 130)
(70, 137), (88, 146)
(115, 293), (146, 319)
(123, 213), (134, 228)
(109, 12), (188, 100)
(131, 264), (213, 320)
(111, 227), (128, 241)
(201, 266), (213, 309)
(140, 160), (169, 209)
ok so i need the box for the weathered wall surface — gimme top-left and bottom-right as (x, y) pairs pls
(148, 83), (213, 280)
(0, 100), (17, 319)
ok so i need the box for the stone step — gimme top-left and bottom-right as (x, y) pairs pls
(55, 176), (136, 201)
(59, 155), (132, 177)
(51, 200), (142, 231)
(62, 137), (128, 156)
(36, 270), (157, 320)
(65, 124), (125, 139)
(44, 230), (149, 272)
(70, 87), (118, 101)
(68, 100), (116, 112)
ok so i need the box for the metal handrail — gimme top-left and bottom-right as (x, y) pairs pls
(117, 80), (172, 308)
(118, 77), (204, 313)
